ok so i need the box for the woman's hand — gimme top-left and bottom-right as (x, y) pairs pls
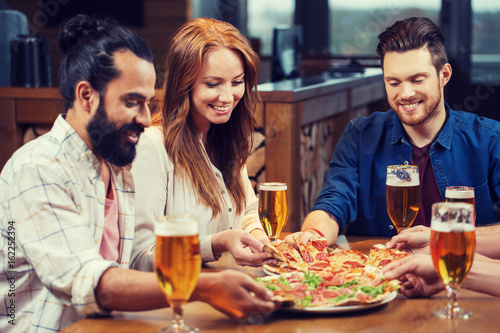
(211, 229), (275, 266)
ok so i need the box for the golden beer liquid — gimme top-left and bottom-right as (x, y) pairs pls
(385, 185), (421, 232)
(258, 189), (288, 240)
(446, 197), (475, 205)
(430, 229), (476, 288)
(155, 234), (201, 306)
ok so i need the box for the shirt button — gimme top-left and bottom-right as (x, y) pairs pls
(229, 208), (232, 212)
(389, 225), (394, 230)
(221, 190), (225, 194)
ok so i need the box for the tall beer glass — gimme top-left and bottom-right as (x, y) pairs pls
(445, 186), (475, 206)
(155, 215), (201, 332)
(258, 182), (288, 242)
(385, 165), (421, 233)
(430, 202), (475, 319)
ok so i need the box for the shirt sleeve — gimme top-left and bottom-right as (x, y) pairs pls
(240, 166), (262, 232)
(130, 127), (168, 271)
(312, 121), (360, 232)
(8, 162), (115, 316)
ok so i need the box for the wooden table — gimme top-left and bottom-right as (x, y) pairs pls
(61, 236), (500, 333)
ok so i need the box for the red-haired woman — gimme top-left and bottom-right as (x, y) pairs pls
(131, 18), (272, 269)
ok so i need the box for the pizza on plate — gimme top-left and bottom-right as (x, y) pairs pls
(256, 264), (400, 308)
(260, 237), (409, 308)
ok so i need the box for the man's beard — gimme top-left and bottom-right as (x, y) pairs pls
(87, 102), (144, 167)
(393, 91), (442, 127)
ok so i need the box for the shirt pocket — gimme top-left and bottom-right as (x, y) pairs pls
(474, 182), (498, 224)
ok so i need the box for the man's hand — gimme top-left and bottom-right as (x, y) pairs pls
(283, 210), (340, 247)
(382, 253), (443, 297)
(385, 225), (431, 254)
(283, 230), (316, 248)
(212, 229), (275, 267)
(193, 270), (279, 320)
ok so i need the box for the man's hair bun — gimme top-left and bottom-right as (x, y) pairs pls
(58, 14), (115, 55)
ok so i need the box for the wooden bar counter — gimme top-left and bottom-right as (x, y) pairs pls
(61, 236), (500, 333)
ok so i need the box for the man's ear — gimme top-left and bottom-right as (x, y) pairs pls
(440, 63), (452, 87)
(75, 81), (99, 114)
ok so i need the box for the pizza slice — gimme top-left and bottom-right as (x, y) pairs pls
(365, 244), (410, 268)
(294, 236), (331, 271)
(262, 239), (308, 272)
(327, 247), (367, 275)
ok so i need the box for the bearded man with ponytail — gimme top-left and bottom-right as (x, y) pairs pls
(0, 14), (275, 332)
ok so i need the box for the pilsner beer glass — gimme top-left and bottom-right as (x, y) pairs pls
(385, 165), (421, 233)
(258, 182), (288, 242)
(155, 215), (201, 333)
(430, 202), (476, 319)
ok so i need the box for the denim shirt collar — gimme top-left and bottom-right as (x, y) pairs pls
(390, 102), (453, 149)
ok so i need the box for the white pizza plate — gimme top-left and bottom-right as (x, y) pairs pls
(279, 290), (397, 314)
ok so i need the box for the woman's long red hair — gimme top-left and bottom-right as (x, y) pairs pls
(153, 18), (260, 217)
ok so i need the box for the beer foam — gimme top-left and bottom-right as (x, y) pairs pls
(155, 217), (198, 236)
(431, 223), (475, 232)
(386, 166), (419, 186)
(259, 182), (287, 191)
(386, 175), (419, 186)
(445, 189), (474, 199)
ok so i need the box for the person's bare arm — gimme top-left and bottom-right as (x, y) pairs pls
(95, 267), (167, 311)
(95, 268), (277, 319)
(284, 210), (340, 246)
(462, 255), (500, 297)
(475, 223), (500, 235)
(475, 232), (500, 259)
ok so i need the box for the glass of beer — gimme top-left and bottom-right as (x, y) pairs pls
(446, 186), (475, 223)
(385, 164), (421, 233)
(445, 186), (475, 205)
(258, 182), (288, 242)
(155, 215), (201, 332)
(430, 202), (476, 319)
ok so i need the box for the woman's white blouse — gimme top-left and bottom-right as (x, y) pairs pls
(131, 126), (262, 267)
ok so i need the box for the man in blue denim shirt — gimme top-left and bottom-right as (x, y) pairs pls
(285, 17), (500, 246)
